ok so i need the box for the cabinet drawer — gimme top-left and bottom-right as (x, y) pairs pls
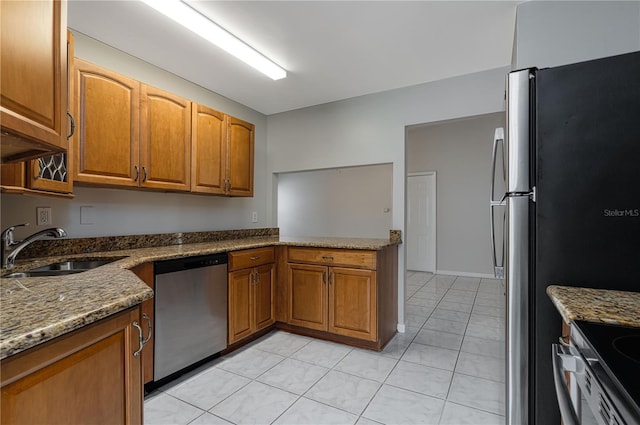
(288, 247), (376, 270)
(228, 247), (275, 271)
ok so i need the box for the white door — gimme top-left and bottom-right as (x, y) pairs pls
(407, 173), (436, 272)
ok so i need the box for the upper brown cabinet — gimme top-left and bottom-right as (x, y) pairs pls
(192, 105), (254, 196)
(0, 30), (74, 197)
(74, 60), (192, 192)
(227, 116), (254, 197)
(140, 85), (191, 191)
(191, 104), (226, 195)
(73, 58), (252, 196)
(74, 59), (140, 188)
(1, 0), (69, 163)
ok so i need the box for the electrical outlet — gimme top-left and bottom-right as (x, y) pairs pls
(36, 207), (52, 226)
(251, 211), (258, 223)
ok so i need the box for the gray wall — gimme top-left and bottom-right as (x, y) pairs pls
(277, 164), (392, 238)
(514, 1), (640, 69)
(267, 68), (509, 329)
(1, 31), (269, 239)
(406, 113), (505, 276)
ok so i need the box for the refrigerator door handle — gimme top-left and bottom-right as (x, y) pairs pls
(490, 127), (505, 279)
(490, 204), (505, 279)
(490, 127), (505, 205)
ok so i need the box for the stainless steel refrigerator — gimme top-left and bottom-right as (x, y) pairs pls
(490, 51), (640, 425)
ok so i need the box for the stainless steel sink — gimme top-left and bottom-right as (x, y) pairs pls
(3, 270), (85, 278)
(29, 259), (119, 272)
(2, 256), (128, 278)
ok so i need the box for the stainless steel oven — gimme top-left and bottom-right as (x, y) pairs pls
(552, 321), (640, 425)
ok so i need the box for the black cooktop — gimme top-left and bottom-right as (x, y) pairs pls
(573, 321), (640, 416)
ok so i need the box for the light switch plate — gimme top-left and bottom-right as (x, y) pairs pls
(80, 206), (95, 225)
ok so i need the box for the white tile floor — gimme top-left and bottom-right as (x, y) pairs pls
(145, 273), (506, 425)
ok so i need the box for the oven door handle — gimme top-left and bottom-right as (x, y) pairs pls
(552, 343), (581, 425)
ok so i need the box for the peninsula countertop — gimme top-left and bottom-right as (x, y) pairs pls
(547, 285), (640, 328)
(1, 233), (400, 359)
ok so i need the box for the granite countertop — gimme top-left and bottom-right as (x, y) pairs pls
(1, 233), (400, 359)
(547, 285), (640, 327)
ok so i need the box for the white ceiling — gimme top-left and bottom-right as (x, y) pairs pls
(68, 1), (518, 115)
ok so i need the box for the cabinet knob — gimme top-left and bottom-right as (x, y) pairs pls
(321, 256), (334, 262)
(134, 165), (139, 182)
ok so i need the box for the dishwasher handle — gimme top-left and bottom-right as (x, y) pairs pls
(183, 257), (225, 269)
(155, 252), (228, 274)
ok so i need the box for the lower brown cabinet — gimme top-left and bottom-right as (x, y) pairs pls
(0, 307), (144, 425)
(288, 255), (377, 341)
(285, 245), (397, 349)
(228, 247), (275, 345)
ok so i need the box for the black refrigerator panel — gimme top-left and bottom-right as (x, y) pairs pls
(533, 51), (640, 425)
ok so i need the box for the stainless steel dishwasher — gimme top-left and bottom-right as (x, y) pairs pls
(154, 253), (228, 381)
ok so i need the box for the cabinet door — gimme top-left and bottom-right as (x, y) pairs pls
(0, 0), (68, 160)
(140, 85), (191, 191)
(28, 153), (73, 193)
(74, 59), (140, 187)
(28, 31), (75, 194)
(191, 103), (226, 194)
(329, 267), (377, 341)
(226, 116), (254, 197)
(228, 268), (254, 344)
(288, 263), (327, 331)
(254, 264), (275, 331)
(0, 163), (25, 189)
(0, 308), (143, 424)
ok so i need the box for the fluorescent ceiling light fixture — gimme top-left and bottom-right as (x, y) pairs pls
(141, 0), (286, 80)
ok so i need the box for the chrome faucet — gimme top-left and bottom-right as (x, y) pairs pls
(1, 224), (67, 269)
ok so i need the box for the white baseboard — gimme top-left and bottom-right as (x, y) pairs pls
(397, 323), (406, 333)
(435, 269), (496, 279)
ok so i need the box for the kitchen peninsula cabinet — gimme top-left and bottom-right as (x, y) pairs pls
(0, 307), (144, 424)
(285, 245), (397, 349)
(1, 0), (69, 163)
(228, 247), (275, 344)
